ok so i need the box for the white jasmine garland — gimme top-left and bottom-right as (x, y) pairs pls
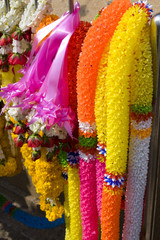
(79, 121), (96, 134)
(26, 109), (45, 133)
(131, 118), (152, 130)
(0, 44), (12, 55)
(0, 0), (25, 33)
(44, 124), (68, 139)
(123, 133), (151, 240)
(12, 39), (29, 54)
(0, 0), (7, 22)
(78, 150), (96, 163)
(8, 107), (26, 122)
(19, 0), (53, 33)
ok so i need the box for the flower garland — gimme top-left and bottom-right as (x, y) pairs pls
(21, 144), (65, 221)
(0, 194), (65, 229)
(64, 177), (70, 240)
(122, 9), (153, 239)
(66, 21), (91, 240)
(77, 0), (131, 239)
(99, 3), (151, 240)
(0, 0), (25, 33)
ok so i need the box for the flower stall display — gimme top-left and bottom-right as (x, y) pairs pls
(0, 0), (155, 238)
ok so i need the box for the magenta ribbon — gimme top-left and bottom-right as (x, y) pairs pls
(29, 2), (80, 135)
(0, 3), (79, 108)
(0, 2), (80, 136)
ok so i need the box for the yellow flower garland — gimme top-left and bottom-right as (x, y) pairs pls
(21, 143), (65, 221)
(103, 5), (149, 176)
(68, 166), (82, 240)
(64, 183), (70, 240)
(100, 4), (149, 240)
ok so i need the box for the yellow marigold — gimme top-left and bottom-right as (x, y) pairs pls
(35, 148), (64, 198)
(0, 157), (17, 177)
(105, 5), (148, 175)
(39, 195), (64, 222)
(131, 24), (153, 106)
(68, 166), (82, 240)
(64, 183), (70, 240)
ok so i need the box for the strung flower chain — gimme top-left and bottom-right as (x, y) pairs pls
(66, 21), (91, 240)
(77, 1), (132, 238)
(122, 21), (153, 240)
(99, 3), (150, 240)
(0, 0), (25, 33)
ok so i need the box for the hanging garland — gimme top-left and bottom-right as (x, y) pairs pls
(100, 3), (152, 240)
(122, 5), (153, 239)
(77, 0), (132, 239)
(65, 20), (91, 240)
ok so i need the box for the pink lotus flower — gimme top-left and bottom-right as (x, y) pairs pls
(12, 30), (23, 41)
(23, 29), (31, 42)
(14, 122), (26, 135)
(14, 135), (25, 147)
(27, 134), (42, 148)
(0, 34), (12, 46)
(5, 121), (14, 130)
(42, 135), (58, 148)
(8, 53), (27, 66)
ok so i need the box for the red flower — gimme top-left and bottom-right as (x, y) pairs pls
(23, 29), (31, 42)
(12, 30), (23, 41)
(8, 53), (27, 66)
(7, 35), (12, 44)
(27, 134), (42, 148)
(5, 121), (14, 130)
(31, 149), (41, 161)
(0, 34), (12, 46)
(14, 122), (27, 135)
(42, 135), (58, 148)
(14, 135), (25, 147)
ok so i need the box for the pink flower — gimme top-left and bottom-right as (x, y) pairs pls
(0, 34), (12, 46)
(12, 30), (23, 41)
(8, 53), (27, 66)
(14, 122), (26, 135)
(5, 121), (14, 130)
(27, 134), (42, 148)
(14, 135), (25, 147)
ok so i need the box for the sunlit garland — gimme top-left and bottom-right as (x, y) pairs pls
(21, 144), (65, 221)
(77, 0), (132, 238)
(99, 3), (151, 240)
(122, 22), (153, 240)
(64, 183), (70, 240)
(66, 21), (91, 240)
